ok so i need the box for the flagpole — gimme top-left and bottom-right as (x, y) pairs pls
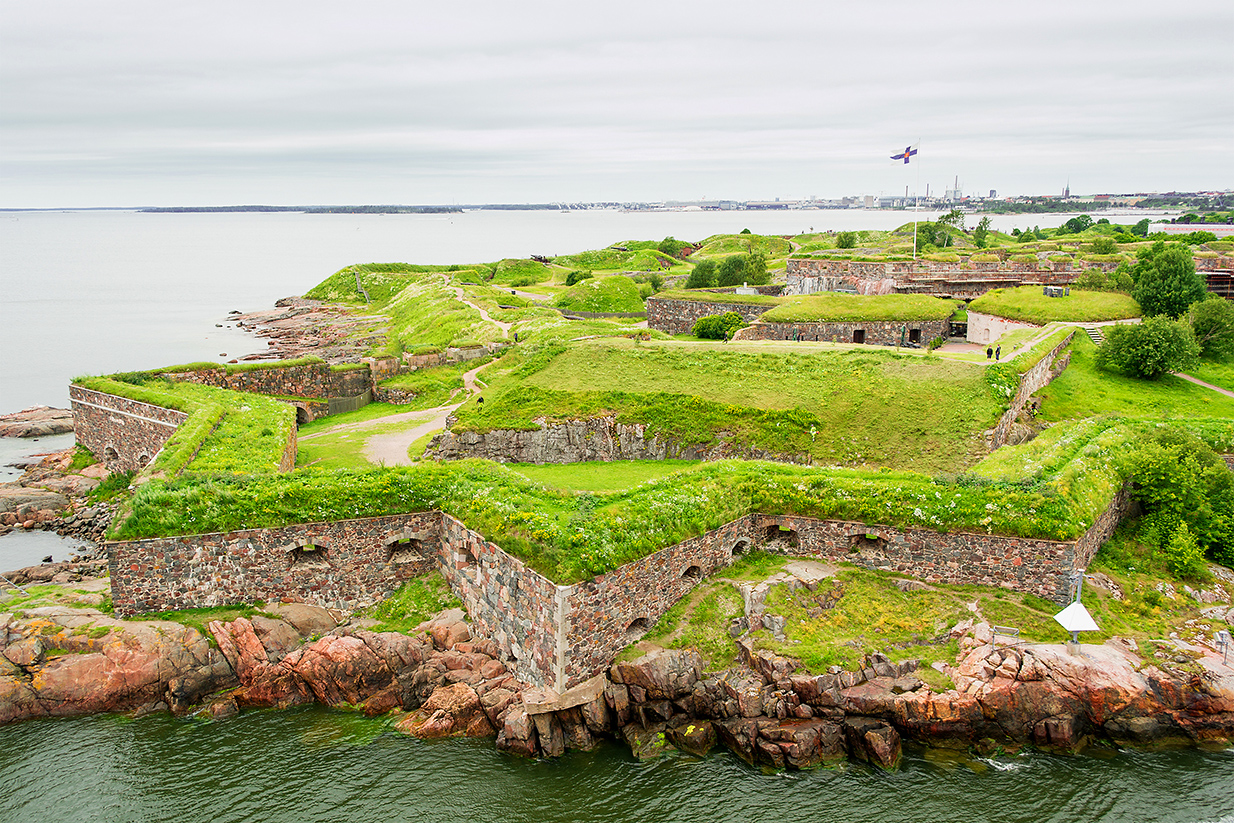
(912, 141), (921, 262)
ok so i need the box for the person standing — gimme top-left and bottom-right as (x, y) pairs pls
(995, 345), (1001, 361)
(986, 346), (993, 360)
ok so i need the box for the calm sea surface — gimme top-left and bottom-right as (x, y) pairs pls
(4, 209), (1220, 821)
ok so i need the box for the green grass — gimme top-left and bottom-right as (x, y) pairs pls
(298, 403), (414, 435)
(298, 413), (439, 469)
(456, 338), (1003, 473)
(760, 293), (957, 323)
(718, 550), (788, 581)
(969, 286), (1140, 324)
(1188, 357), (1234, 392)
(1037, 336), (1234, 420)
(758, 567), (971, 671)
(365, 572), (462, 634)
(378, 358), (492, 410)
(695, 233), (792, 259)
(551, 247), (674, 272)
(73, 376), (295, 476)
(506, 460), (702, 492)
(646, 581), (745, 670)
(552, 275), (645, 313)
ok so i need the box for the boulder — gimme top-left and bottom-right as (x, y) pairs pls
(756, 718), (847, 770)
(398, 682), (491, 739)
(666, 717), (717, 757)
(266, 603), (336, 638)
(610, 649), (702, 700)
(496, 705), (539, 757)
(621, 722), (675, 760)
(844, 716), (901, 769)
(0, 407), (74, 438)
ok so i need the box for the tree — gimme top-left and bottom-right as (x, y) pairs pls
(937, 208), (965, 231)
(1131, 240), (1206, 317)
(835, 231), (857, 249)
(1132, 218), (1151, 237)
(692, 311), (747, 339)
(1091, 236), (1117, 254)
(565, 270), (593, 286)
(657, 236), (690, 258)
(715, 253), (770, 287)
(973, 216), (992, 249)
(1095, 315), (1200, 379)
(684, 259), (717, 289)
(1189, 295), (1234, 359)
(1058, 214), (1094, 235)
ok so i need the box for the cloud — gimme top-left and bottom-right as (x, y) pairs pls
(2, 0), (1231, 206)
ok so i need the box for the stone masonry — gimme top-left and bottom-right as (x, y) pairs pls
(645, 296), (770, 335)
(988, 331), (1075, 449)
(107, 485), (1133, 690)
(70, 386), (188, 473)
(733, 319), (948, 346)
(165, 361), (371, 401)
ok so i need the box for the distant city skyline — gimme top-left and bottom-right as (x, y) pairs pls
(2, 0), (1231, 209)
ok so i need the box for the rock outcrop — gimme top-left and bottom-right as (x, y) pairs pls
(0, 407), (74, 438)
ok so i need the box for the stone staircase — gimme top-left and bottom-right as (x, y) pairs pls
(1082, 326), (1104, 345)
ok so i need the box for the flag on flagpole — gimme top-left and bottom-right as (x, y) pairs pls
(890, 145), (918, 164)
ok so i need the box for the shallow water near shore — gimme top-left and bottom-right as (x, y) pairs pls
(1, 706), (1232, 823)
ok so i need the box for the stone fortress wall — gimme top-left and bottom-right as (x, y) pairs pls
(107, 486), (1133, 690)
(70, 386), (189, 473)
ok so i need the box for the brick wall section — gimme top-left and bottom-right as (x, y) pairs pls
(108, 512), (441, 615)
(786, 258), (1095, 299)
(166, 362), (371, 400)
(400, 343), (507, 373)
(733, 319), (948, 346)
(70, 386), (188, 473)
(966, 311), (1042, 346)
(106, 488), (1134, 687)
(561, 518), (755, 689)
(989, 331), (1075, 449)
(645, 296), (770, 334)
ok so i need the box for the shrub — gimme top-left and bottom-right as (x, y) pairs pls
(692, 311), (748, 340)
(565, 270), (593, 287)
(835, 231), (857, 249)
(1091, 236), (1118, 254)
(1132, 241), (1206, 318)
(685, 260), (718, 289)
(657, 237), (691, 258)
(1189, 296), (1234, 359)
(1164, 522), (1208, 581)
(716, 253), (769, 287)
(1095, 315), (1200, 379)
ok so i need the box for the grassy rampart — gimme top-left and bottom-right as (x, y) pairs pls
(760, 294), (958, 323)
(968, 286), (1140, 324)
(73, 376), (295, 476)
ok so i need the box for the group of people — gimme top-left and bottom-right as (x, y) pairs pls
(986, 345), (1001, 361)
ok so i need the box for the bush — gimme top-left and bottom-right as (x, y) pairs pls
(1164, 522), (1208, 581)
(692, 311), (748, 340)
(565, 270), (593, 287)
(835, 231), (857, 249)
(1091, 236), (1118, 254)
(1132, 241), (1206, 318)
(1095, 315), (1200, 379)
(657, 237), (691, 258)
(1074, 266), (1133, 293)
(716, 253), (769, 287)
(685, 260), (718, 289)
(1189, 296), (1234, 359)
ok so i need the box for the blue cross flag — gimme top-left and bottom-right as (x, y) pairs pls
(890, 145), (918, 164)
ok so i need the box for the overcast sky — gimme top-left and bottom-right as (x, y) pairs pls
(2, 0), (1230, 208)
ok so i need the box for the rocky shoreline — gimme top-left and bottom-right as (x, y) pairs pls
(3, 577), (1232, 768)
(0, 445), (116, 543)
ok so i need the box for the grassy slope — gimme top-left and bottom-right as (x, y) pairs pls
(1037, 336), (1234, 420)
(455, 339), (1002, 473)
(552, 275), (645, 313)
(73, 376), (294, 476)
(1188, 357), (1234, 392)
(969, 286), (1141, 324)
(761, 293), (958, 323)
(506, 459), (702, 493)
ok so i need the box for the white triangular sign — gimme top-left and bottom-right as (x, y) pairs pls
(1054, 601), (1099, 633)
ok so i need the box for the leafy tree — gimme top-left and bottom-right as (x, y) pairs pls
(973, 216), (992, 249)
(657, 236), (690, 258)
(1132, 218), (1151, 237)
(835, 231), (857, 249)
(1074, 266), (1133, 293)
(565, 270), (593, 287)
(739, 228), (752, 234)
(1131, 240), (1206, 317)
(1095, 315), (1200, 378)
(1058, 214), (1094, 235)
(1091, 236), (1117, 254)
(715, 253), (770, 287)
(692, 311), (747, 339)
(937, 209), (965, 230)
(1189, 295), (1234, 359)
(646, 271), (664, 293)
(1127, 428), (1234, 567)
(915, 221), (953, 249)
(684, 260), (717, 289)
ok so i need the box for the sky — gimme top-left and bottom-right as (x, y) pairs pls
(2, 0), (1231, 208)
